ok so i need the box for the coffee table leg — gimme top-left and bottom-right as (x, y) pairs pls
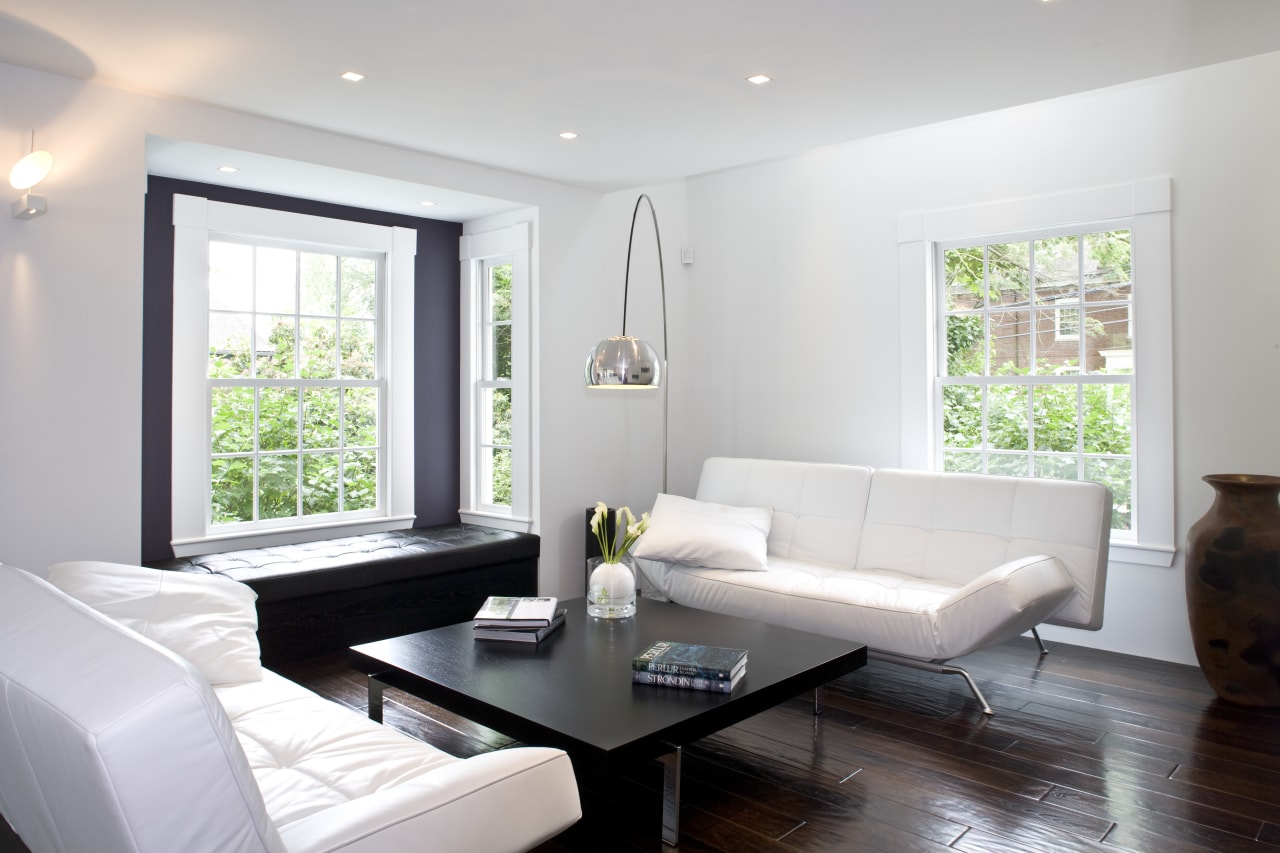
(368, 675), (386, 723)
(659, 745), (682, 846)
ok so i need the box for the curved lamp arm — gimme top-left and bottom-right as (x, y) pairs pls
(584, 193), (670, 491)
(621, 194), (668, 360)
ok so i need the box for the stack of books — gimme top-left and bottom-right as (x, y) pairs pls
(632, 640), (747, 693)
(473, 596), (566, 644)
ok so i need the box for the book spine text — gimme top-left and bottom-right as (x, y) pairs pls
(632, 670), (735, 693)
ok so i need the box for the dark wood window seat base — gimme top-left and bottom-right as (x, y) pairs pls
(147, 524), (538, 665)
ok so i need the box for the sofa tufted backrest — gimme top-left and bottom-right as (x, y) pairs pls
(856, 469), (1111, 629)
(696, 457), (873, 569)
(0, 564), (285, 853)
(694, 459), (1111, 631)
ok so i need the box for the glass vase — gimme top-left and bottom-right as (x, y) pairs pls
(587, 554), (638, 619)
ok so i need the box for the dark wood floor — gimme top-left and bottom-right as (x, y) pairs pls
(279, 638), (1280, 853)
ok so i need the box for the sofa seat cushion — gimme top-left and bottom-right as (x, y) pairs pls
(648, 557), (958, 607)
(214, 671), (459, 830)
(642, 553), (1075, 661)
(214, 672), (582, 852)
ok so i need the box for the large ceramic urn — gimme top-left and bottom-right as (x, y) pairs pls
(1185, 473), (1280, 707)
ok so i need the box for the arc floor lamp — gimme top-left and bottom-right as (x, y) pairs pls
(584, 193), (669, 493)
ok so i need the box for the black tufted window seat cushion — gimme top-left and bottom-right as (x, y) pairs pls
(147, 524), (538, 665)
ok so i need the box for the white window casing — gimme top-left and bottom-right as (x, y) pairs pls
(171, 194), (416, 554)
(898, 178), (1175, 567)
(459, 221), (533, 532)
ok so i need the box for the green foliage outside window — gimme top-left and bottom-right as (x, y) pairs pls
(487, 263), (513, 507)
(208, 244), (380, 525)
(941, 231), (1133, 529)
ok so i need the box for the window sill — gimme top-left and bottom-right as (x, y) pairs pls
(171, 515), (419, 557)
(1108, 540), (1176, 567)
(459, 510), (533, 534)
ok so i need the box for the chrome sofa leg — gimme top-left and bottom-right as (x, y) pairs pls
(869, 650), (995, 716)
(940, 663), (994, 716)
(1031, 627), (1050, 656)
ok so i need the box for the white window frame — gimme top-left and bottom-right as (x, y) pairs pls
(898, 178), (1175, 567)
(1053, 296), (1082, 342)
(477, 258), (513, 512)
(459, 221), (533, 532)
(171, 194), (417, 554)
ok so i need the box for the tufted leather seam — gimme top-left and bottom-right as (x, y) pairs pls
(671, 566), (954, 615)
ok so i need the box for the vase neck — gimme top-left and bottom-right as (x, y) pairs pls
(1205, 475), (1280, 516)
(1204, 474), (1280, 490)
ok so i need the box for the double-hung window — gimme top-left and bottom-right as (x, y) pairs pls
(898, 178), (1174, 565)
(459, 220), (533, 531)
(477, 259), (514, 509)
(171, 196), (417, 552)
(938, 227), (1134, 526)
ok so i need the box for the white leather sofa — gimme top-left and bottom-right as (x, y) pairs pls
(633, 457), (1112, 714)
(0, 561), (580, 853)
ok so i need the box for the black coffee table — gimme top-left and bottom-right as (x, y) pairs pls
(349, 596), (866, 845)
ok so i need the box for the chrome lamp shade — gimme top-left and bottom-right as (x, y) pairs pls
(584, 193), (668, 391)
(585, 335), (662, 389)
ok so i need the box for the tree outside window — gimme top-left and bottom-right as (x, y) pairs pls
(939, 229), (1133, 529)
(480, 261), (513, 508)
(207, 240), (383, 526)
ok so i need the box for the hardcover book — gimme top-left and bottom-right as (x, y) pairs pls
(474, 610), (567, 644)
(473, 596), (559, 628)
(632, 640), (748, 680)
(632, 667), (744, 693)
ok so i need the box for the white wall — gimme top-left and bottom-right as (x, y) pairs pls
(7, 50), (1277, 665)
(1, 66), (145, 572)
(0, 60), (625, 599)
(682, 52), (1280, 665)
(540, 184), (691, 597)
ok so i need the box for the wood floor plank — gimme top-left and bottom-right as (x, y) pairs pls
(273, 635), (1280, 853)
(1170, 762), (1280, 811)
(950, 824), (1117, 853)
(829, 679), (1109, 753)
(721, 705), (1117, 842)
(1041, 782), (1266, 850)
(1001, 733), (1181, 781)
(686, 733), (970, 849)
(1102, 730), (1280, 788)
(1019, 701), (1280, 771)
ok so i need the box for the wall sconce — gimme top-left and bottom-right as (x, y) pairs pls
(10, 131), (53, 220)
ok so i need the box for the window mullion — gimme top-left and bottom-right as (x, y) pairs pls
(938, 226), (1134, 518)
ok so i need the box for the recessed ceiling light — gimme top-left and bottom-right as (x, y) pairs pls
(559, 131), (579, 140)
(218, 165), (239, 173)
(419, 200), (436, 207)
(341, 71), (365, 82)
(746, 74), (771, 85)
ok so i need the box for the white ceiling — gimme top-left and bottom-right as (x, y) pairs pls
(3, 0), (1280, 218)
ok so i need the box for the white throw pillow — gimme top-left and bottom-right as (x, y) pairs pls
(45, 561), (263, 685)
(632, 494), (773, 571)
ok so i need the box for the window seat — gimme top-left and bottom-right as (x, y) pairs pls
(147, 524), (539, 665)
